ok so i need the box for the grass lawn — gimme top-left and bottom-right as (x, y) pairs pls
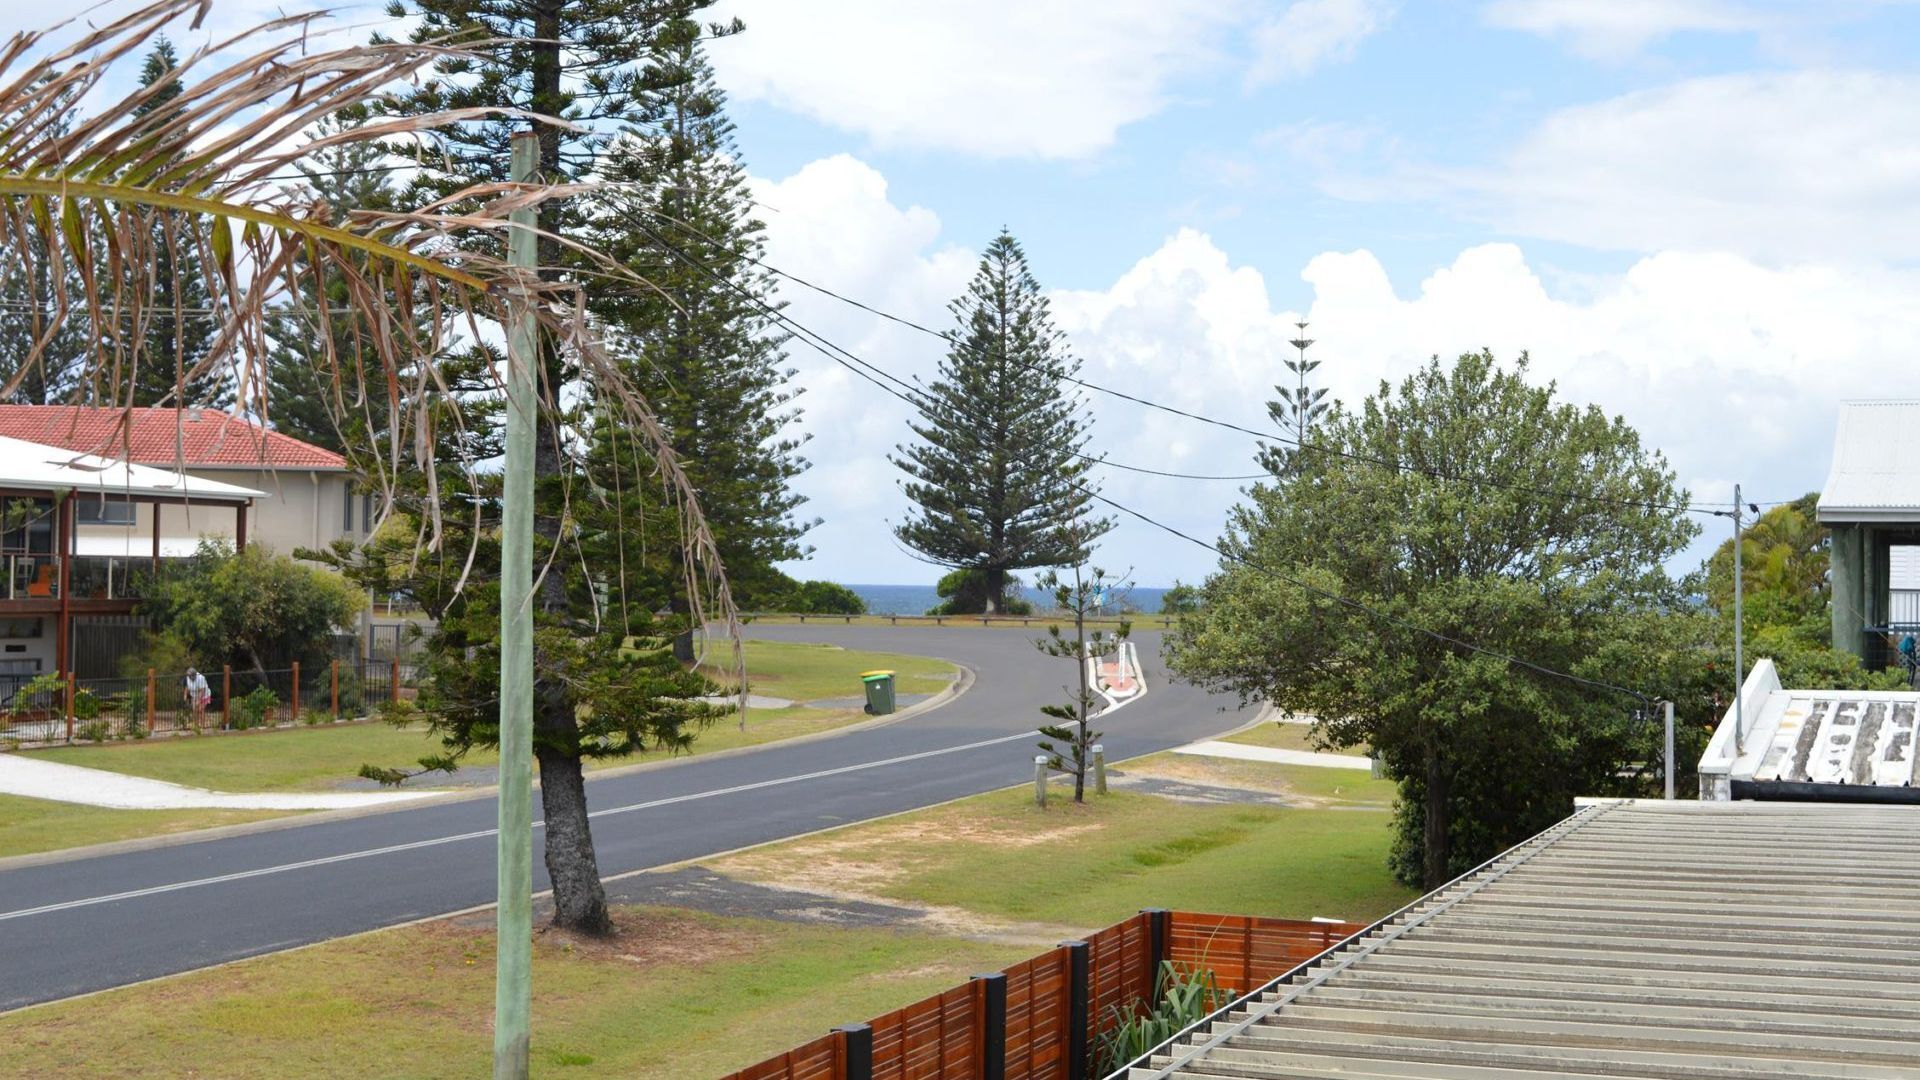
(699, 638), (958, 702)
(0, 908), (1034, 1079)
(713, 785), (1410, 927)
(0, 753), (1410, 1077)
(26, 721), (499, 795)
(0, 794), (290, 861)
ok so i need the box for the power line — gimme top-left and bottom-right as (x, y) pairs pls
(623, 202), (1785, 517)
(603, 204), (1266, 482)
(609, 202), (1653, 705)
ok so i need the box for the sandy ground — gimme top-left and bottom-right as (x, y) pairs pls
(1173, 740), (1373, 770)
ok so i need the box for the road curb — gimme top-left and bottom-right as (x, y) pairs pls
(0, 662), (975, 875)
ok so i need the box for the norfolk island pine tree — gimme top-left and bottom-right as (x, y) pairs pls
(893, 230), (1113, 612)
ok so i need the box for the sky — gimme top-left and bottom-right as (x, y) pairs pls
(18, 0), (1920, 588)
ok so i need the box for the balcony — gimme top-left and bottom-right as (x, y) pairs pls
(0, 555), (168, 603)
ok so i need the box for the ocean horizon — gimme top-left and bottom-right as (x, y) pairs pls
(845, 583), (1171, 616)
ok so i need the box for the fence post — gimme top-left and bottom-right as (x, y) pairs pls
(1034, 755), (1050, 809)
(834, 1023), (873, 1080)
(64, 670), (74, 741)
(291, 661), (300, 725)
(390, 658), (400, 705)
(1144, 908), (1170, 992)
(1092, 743), (1107, 796)
(1062, 940), (1090, 1080)
(146, 668), (156, 733)
(974, 973), (1007, 1080)
(222, 665), (231, 729)
(331, 660), (340, 720)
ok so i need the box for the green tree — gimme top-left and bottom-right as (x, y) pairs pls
(263, 115), (411, 454)
(929, 568), (1032, 616)
(1258, 323), (1328, 474)
(374, 0), (742, 935)
(1035, 550), (1129, 803)
(0, 81), (90, 403)
(1701, 494), (1904, 690)
(1171, 352), (1697, 888)
(127, 37), (226, 409)
(894, 231), (1112, 613)
(586, 21), (811, 612)
(135, 540), (365, 684)
(1159, 580), (1202, 616)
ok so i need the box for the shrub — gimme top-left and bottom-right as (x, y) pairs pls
(1093, 962), (1225, 1077)
(301, 708), (332, 726)
(231, 686), (280, 730)
(75, 718), (111, 743)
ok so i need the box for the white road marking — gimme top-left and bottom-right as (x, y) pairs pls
(0, 728), (1043, 924)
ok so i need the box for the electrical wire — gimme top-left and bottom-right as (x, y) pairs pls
(621, 201), (1790, 517)
(609, 201), (1655, 704)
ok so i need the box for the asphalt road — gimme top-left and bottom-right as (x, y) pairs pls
(0, 625), (1256, 1011)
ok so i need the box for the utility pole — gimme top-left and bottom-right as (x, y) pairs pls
(1732, 483), (1745, 755)
(493, 131), (538, 1080)
(1663, 700), (1675, 800)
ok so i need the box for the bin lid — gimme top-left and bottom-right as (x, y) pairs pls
(860, 670), (895, 681)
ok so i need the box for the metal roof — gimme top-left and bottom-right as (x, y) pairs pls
(1131, 799), (1920, 1080)
(0, 433), (260, 503)
(1818, 399), (1920, 523)
(1697, 658), (1920, 801)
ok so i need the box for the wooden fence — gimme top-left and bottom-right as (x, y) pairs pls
(717, 909), (1362, 1080)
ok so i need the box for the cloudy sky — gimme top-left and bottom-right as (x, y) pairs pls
(24, 1), (1920, 587)
(700, 0), (1920, 587)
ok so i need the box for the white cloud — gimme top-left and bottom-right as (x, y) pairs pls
(1483, 0), (1765, 59)
(759, 156), (1918, 586)
(1453, 71), (1920, 263)
(709, 0), (1253, 159)
(1247, 0), (1396, 86)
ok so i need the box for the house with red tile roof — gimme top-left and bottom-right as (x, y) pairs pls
(0, 407), (371, 683)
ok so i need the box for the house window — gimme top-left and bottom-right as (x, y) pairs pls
(362, 495), (373, 533)
(343, 485), (355, 533)
(75, 498), (136, 526)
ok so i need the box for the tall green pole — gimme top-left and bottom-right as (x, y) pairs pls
(494, 130), (539, 1080)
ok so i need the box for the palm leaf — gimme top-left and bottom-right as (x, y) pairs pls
(0, 0), (741, 664)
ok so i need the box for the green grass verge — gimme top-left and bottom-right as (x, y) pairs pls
(0, 908), (1032, 1079)
(700, 638), (957, 702)
(0, 793), (288, 860)
(746, 613), (1174, 630)
(713, 784), (1412, 927)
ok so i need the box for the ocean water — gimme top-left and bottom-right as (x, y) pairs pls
(848, 583), (1171, 616)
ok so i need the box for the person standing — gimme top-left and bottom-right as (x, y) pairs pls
(183, 667), (211, 732)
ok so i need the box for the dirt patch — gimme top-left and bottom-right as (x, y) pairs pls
(426, 907), (768, 971)
(1116, 756), (1322, 803)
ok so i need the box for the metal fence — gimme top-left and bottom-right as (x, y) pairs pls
(718, 909), (1364, 1080)
(0, 658), (423, 745)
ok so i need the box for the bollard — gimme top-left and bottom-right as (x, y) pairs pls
(1034, 755), (1050, 809)
(1091, 743), (1108, 796)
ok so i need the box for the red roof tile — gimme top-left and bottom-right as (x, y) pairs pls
(0, 406), (345, 470)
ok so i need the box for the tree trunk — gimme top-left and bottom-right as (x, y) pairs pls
(1422, 750), (1451, 889)
(982, 566), (1003, 614)
(536, 739), (612, 935)
(524, 0), (611, 937)
(1072, 594), (1088, 802)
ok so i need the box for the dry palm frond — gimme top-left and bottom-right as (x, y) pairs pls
(0, 0), (741, 678)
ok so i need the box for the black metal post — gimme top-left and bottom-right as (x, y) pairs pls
(1063, 940), (1091, 1080)
(836, 1023), (873, 1080)
(1144, 908), (1171, 985)
(974, 972), (1007, 1080)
